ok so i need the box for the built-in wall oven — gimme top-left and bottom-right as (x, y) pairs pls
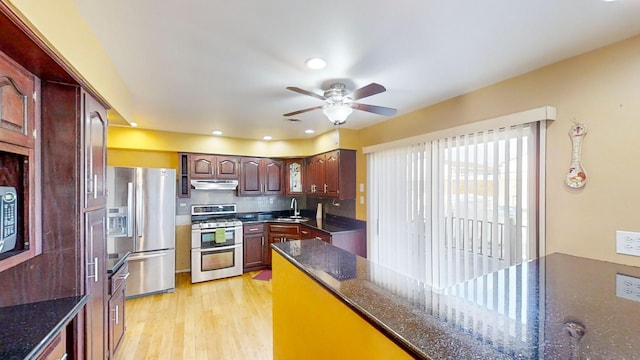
(191, 204), (243, 283)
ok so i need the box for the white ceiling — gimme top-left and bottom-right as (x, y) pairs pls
(74, 0), (640, 140)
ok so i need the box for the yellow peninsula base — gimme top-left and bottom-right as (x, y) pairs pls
(272, 251), (413, 360)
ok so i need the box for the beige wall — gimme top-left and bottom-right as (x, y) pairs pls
(359, 35), (640, 267)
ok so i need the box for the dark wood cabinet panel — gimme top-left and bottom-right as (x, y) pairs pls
(264, 159), (284, 195)
(191, 155), (215, 178)
(83, 91), (107, 210)
(239, 157), (284, 196)
(239, 157), (262, 195)
(304, 149), (356, 200)
(108, 262), (127, 358)
(267, 224), (300, 265)
(0, 49), (38, 149)
(244, 233), (266, 270)
(324, 151), (340, 197)
(190, 154), (239, 179)
(85, 209), (106, 360)
(243, 223), (266, 271)
(217, 155), (239, 179)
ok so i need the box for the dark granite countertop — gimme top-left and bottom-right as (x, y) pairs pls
(272, 240), (640, 359)
(107, 252), (130, 274)
(237, 210), (365, 234)
(0, 295), (88, 360)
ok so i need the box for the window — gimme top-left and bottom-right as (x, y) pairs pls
(366, 107), (552, 290)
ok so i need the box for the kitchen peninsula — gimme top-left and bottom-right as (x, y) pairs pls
(272, 240), (640, 359)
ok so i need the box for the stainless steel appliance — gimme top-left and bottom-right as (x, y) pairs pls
(0, 186), (17, 254)
(107, 167), (176, 298)
(191, 204), (243, 283)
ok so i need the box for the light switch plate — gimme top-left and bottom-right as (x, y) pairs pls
(616, 273), (640, 302)
(616, 230), (640, 257)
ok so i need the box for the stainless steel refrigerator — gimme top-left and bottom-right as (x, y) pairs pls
(107, 167), (176, 298)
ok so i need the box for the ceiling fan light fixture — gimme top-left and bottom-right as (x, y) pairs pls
(322, 104), (353, 124)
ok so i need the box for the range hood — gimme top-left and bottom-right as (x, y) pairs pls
(191, 179), (238, 191)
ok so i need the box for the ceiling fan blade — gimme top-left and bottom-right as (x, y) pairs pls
(286, 86), (327, 101)
(352, 103), (397, 116)
(349, 83), (386, 100)
(283, 105), (324, 117)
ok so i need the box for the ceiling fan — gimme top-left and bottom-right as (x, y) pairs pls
(284, 82), (397, 125)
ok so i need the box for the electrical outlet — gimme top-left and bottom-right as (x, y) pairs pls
(616, 273), (640, 302)
(616, 230), (640, 257)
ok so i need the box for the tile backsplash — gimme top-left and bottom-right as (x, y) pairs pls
(176, 189), (355, 218)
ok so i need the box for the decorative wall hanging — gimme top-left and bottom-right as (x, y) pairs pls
(565, 121), (587, 188)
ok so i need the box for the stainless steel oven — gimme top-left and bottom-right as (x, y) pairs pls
(190, 204), (243, 283)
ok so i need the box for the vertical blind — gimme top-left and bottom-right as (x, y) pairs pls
(367, 122), (541, 290)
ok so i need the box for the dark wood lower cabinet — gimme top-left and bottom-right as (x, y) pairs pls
(85, 209), (107, 360)
(243, 224), (267, 272)
(108, 262), (128, 358)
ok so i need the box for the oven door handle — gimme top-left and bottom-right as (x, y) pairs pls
(192, 244), (241, 253)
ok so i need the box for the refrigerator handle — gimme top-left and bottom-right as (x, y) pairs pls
(136, 178), (143, 239)
(126, 182), (134, 237)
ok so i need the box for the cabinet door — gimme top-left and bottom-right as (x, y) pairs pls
(243, 233), (266, 270)
(84, 92), (107, 210)
(0, 50), (37, 149)
(190, 154), (216, 179)
(108, 286), (126, 357)
(216, 156), (239, 179)
(264, 158), (284, 195)
(304, 158), (316, 195)
(239, 157), (262, 195)
(286, 159), (304, 195)
(313, 155), (326, 194)
(85, 209), (106, 360)
(324, 151), (340, 197)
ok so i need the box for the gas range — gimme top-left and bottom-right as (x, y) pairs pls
(190, 203), (244, 283)
(191, 204), (242, 229)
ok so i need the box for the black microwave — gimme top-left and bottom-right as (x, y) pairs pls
(0, 186), (17, 254)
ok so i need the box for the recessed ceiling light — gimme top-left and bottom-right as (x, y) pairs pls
(212, 130), (223, 136)
(305, 57), (327, 70)
(602, 0), (616, 2)
(305, 129), (315, 134)
(263, 136), (272, 140)
(130, 121), (138, 127)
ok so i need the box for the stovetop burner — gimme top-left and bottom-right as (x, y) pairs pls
(191, 204), (242, 229)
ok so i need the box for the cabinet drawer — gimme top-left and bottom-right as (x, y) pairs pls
(300, 227), (312, 238)
(110, 262), (129, 295)
(244, 223), (264, 235)
(268, 224), (300, 235)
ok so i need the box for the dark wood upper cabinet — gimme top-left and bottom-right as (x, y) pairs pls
(239, 158), (261, 195)
(190, 154), (239, 179)
(264, 158), (284, 195)
(217, 155), (240, 179)
(83, 91), (107, 210)
(304, 149), (356, 200)
(190, 154), (215, 178)
(0, 47), (41, 272)
(238, 157), (284, 196)
(0, 50), (37, 149)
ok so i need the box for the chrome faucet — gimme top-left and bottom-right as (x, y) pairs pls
(290, 198), (300, 217)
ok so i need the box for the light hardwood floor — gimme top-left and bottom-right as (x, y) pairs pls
(114, 271), (273, 360)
